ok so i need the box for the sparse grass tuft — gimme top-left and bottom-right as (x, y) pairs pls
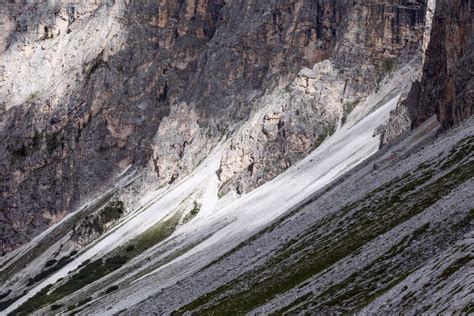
(438, 256), (472, 281)
(183, 201), (202, 224)
(342, 98), (361, 125)
(383, 58), (395, 74)
(101, 201), (125, 223)
(25, 91), (39, 104)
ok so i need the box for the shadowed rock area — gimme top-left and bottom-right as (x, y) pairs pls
(0, 0), (430, 253)
(407, 0), (473, 129)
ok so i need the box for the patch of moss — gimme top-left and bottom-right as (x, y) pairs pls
(120, 210), (181, 259)
(25, 91), (39, 104)
(7, 284), (53, 316)
(0, 191), (115, 286)
(14, 211), (183, 315)
(101, 201), (125, 223)
(383, 58), (395, 74)
(10, 255), (128, 315)
(438, 255), (472, 281)
(312, 121), (338, 150)
(182, 201), (202, 224)
(341, 98), (361, 125)
(27, 254), (75, 287)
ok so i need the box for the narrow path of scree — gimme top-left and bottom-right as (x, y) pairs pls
(4, 61), (413, 315)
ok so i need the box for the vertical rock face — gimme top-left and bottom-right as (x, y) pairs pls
(0, 1), (430, 253)
(217, 0), (429, 194)
(407, 0), (473, 129)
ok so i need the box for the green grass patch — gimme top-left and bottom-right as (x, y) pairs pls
(14, 208), (183, 315)
(120, 210), (182, 259)
(25, 91), (39, 104)
(438, 256), (472, 281)
(14, 210), (182, 314)
(182, 201), (202, 224)
(342, 98), (361, 125)
(312, 121), (338, 150)
(0, 191), (115, 285)
(101, 201), (125, 223)
(382, 58), (395, 74)
(26, 254), (75, 287)
(9, 256), (128, 315)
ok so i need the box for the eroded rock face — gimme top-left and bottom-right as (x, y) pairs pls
(406, 0), (473, 129)
(217, 0), (430, 194)
(0, 0), (430, 253)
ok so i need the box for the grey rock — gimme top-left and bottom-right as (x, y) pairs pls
(0, 0), (430, 253)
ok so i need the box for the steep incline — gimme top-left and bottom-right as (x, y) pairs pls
(126, 120), (473, 316)
(408, 0), (473, 129)
(2, 0), (472, 315)
(0, 61), (443, 315)
(1, 0), (430, 253)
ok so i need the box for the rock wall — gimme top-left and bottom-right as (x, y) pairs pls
(217, 0), (430, 195)
(406, 0), (473, 129)
(0, 0), (429, 253)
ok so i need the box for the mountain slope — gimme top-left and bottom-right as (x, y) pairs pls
(1, 0), (473, 315)
(1, 0), (430, 253)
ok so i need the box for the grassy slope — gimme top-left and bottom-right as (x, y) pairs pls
(175, 136), (473, 315)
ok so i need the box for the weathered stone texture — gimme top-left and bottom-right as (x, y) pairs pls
(407, 0), (473, 129)
(0, 0), (430, 253)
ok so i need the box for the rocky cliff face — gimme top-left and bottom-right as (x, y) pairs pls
(409, 0), (473, 129)
(1, 0), (429, 253)
(382, 0), (473, 144)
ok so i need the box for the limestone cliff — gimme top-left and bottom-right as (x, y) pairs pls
(381, 0), (473, 145)
(409, 0), (473, 129)
(0, 0), (429, 253)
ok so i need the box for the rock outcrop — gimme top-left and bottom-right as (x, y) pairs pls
(218, 0), (431, 194)
(1, 0), (430, 253)
(386, 0), (473, 137)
